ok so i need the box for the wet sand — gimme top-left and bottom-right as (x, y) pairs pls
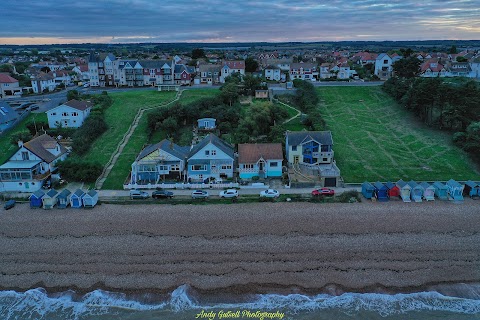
(0, 201), (479, 295)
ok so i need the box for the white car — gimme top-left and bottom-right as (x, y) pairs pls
(260, 189), (280, 198)
(191, 190), (209, 199)
(219, 189), (239, 198)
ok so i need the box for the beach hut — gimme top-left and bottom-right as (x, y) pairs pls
(42, 189), (59, 209)
(396, 179), (411, 202)
(374, 181), (389, 202)
(420, 182), (435, 201)
(433, 182), (448, 200)
(70, 189), (86, 208)
(463, 180), (480, 199)
(446, 179), (464, 201)
(29, 190), (45, 209)
(361, 182), (375, 199)
(82, 189), (99, 208)
(57, 189), (72, 209)
(385, 181), (400, 198)
(407, 180), (424, 202)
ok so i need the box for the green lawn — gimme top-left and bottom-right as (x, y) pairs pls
(0, 113), (48, 164)
(318, 86), (480, 182)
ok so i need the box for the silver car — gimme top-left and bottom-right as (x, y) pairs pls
(191, 190), (209, 199)
(219, 189), (239, 198)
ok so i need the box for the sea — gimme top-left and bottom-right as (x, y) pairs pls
(1, 284), (479, 320)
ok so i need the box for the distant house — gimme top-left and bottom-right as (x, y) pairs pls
(174, 64), (195, 85)
(198, 64), (221, 85)
(285, 131), (340, 187)
(130, 139), (190, 185)
(238, 143), (283, 179)
(255, 90), (269, 99)
(446, 62), (474, 78)
(72, 64), (90, 81)
(0, 134), (68, 192)
(0, 73), (22, 98)
(264, 65), (281, 81)
(419, 59), (446, 77)
(31, 72), (56, 93)
(289, 63), (319, 81)
(197, 118), (216, 131)
(0, 101), (19, 132)
(220, 61), (245, 83)
(47, 99), (93, 128)
(187, 134), (235, 183)
(374, 53), (393, 80)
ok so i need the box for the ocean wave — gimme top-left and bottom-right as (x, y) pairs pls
(0, 285), (479, 319)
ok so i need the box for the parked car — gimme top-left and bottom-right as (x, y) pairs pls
(312, 188), (335, 196)
(219, 189), (239, 198)
(4, 199), (16, 210)
(129, 189), (149, 199)
(191, 190), (209, 199)
(260, 189), (280, 198)
(83, 83), (90, 88)
(152, 190), (174, 199)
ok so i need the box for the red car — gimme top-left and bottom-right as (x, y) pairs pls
(312, 188), (335, 196)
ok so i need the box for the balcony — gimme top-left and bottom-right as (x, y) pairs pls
(33, 170), (51, 180)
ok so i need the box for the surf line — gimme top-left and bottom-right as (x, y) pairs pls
(195, 309), (285, 320)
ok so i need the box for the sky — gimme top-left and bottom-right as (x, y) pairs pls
(0, 0), (479, 45)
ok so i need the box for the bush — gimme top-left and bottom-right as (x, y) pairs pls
(57, 159), (103, 183)
(71, 115), (108, 155)
(336, 190), (361, 203)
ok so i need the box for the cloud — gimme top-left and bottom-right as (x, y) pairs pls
(0, 0), (479, 44)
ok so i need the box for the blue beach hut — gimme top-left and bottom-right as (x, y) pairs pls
(42, 189), (59, 209)
(57, 189), (71, 209)
(433, 182), (448, 200)
(446, 179), (464, 201)
(396, 179), (411, 202)
(29, 190), (45, 208)
(361, 182), (375, 199)
(420, 182), (435, 201)
(464, 180), (479, 199)
(407, 180), (424, 203)
(374, 181), (389, 202)
(82, 190), (99, 208)
(70, 189), (86, 208)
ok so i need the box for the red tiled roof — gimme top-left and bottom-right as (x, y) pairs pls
(224, 60), (245, 69)
(0, 73), (18, 83)
(238, 143), (283, 163)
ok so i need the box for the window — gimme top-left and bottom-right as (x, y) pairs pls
(384, 60), (388, 64)
(21, 152), (29, 160)
(221, 165), (232, 170)
(270, 162), (278, 167)
(62, 112), (68, 116)
(211, 150), (216, 156)
(205, 150), (210, 155)
(52, 112), (56, 116)
(323, 158), (328, 162)
(192, 164), (207, 171)
(243, 164), (254, 169)
(72, 112), (78, 117)
(292, 146), (297, 151)
(158, 165), (169, 171)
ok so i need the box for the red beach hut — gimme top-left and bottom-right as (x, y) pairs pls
(385, 181), (400, 197)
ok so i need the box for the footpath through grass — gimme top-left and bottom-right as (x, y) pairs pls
(318, 86), (480, 182)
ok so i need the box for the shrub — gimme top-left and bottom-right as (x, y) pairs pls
(57, 159), (103, 182)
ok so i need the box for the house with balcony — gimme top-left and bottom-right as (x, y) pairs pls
(0, 134), (68, 192)
(130, 139), (190, 185)
(187, 134), (234, 183)
(238, 143), (283, 179)
(289, 63), (319, 81)
(285, 131), (341, 187)
(374, 53), (393, 80)
(46, 99), (93, 128)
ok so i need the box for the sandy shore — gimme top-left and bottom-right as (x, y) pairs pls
(1, 201), (479, 296)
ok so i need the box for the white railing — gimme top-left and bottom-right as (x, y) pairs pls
(123, 182), (239, 190)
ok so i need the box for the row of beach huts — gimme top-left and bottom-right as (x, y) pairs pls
(29, 189), (99, 209)
(361, 179), (479, 202)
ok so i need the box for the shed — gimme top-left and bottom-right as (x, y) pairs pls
(29, 190), (45, 208)
(57, 189), (72, 209)
(373, 181), (389, 202)
(433, 182), (448, 200)
(396, 179), (411, 202)
(446, 179), (464, 201)
(42, 189), (59, 209)
(407, 180), (424, 203)
(385, 181), (400, 198)
(361, 181), (375, 199)
(420, 182), (435, 201)
(70, 189), (86, 208)
(82, 189), (99, 208)
(197, 118), (216, 130)
(463, 180), (480, 198)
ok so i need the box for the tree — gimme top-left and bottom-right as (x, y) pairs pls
(448, 45), (457, 54)
(67, 90), (80, 101)
(191, 48), (205, 59)
(220, 82), (239, 106)
(243, 74), (260, 96)
(456, 56), (468, 62)
(161, 116), (178, 137)
(0, 64), (13, 73)
(245, 57), (259, 73)
(392, 57), (421, 78)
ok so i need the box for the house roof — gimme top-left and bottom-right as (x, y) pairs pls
(223, 60), (245, 69)
(23, 134), (68, 163)
(137, 139), (190, 161)
(62, 99), (93, 111)
(33, 72), (54, 81)
(238, 143), (283, 163)
(72, 189), (86, 197)
(374, 181), (388, 190)
(290, 62), (316, 69)
(46, 189), (58, 198)
(86, 189), (98, 197)
(376, 53), (391, 61)
(0, 101), (19, 125)
(0, 73), (18, 83)
(199, 64), (221, 73)
(188, 134), (234, 159)
(58, 189), (71, 198)
(286, 131), (333, 146)
(30, 189), (45, 199)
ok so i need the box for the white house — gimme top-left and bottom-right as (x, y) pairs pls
(374, 53), (393, 80)
(0, 73), (22, 98)
(220, 61), (245, 83)
(289, 63), (319, 81)
(264, 65), (281, 81)
(31, 72), (56, 93)
(0, 134), (68, 192)
(47, 99), (93, 128)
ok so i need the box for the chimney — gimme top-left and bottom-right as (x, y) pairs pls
(17, 140), (23, 147)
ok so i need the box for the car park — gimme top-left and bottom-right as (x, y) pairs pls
(260, 189), (280, 198)
(129, 189), (149, 199)
(152, 189), (174, 199)
(219, 189), (239, 198)
(4, 199), (16, 210)
(312, 188), (335, 196)
(191, 190), (209, 199)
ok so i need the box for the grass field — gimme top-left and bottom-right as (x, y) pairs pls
(101, 88), (218, 189)
(318, 86), (480, 182)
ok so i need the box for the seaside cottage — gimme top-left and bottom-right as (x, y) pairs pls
(82, 189), (98, 208)
(463, 180), (480, 199)
(407, 180), (424, 203)
(433, 182), (449, 200)
(70, 189), (86, 208)
(361, 182), (375, 199)
(29, 189), (45, 208)
(57, 189), (71, 209)
(396, 179), (412, 202)
(237, 143), (283, 179)
(42, 188), (59, 209)
(446, 179), (464, 201)
(420, 182), (435, 201)
(373, 181), (389, 202)
(385, 181), (400, 198)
